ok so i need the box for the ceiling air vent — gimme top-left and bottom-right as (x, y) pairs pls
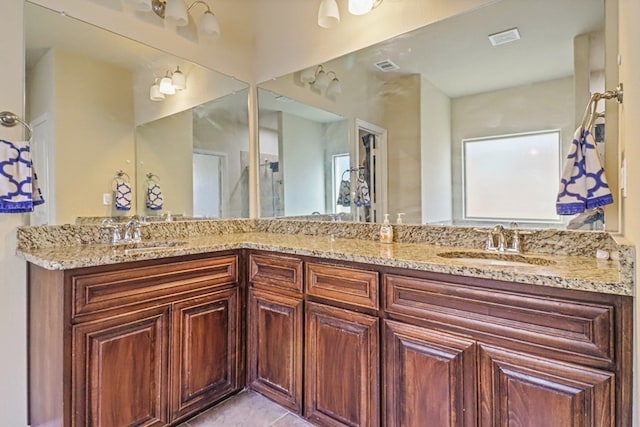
(488, 28), (521, 46)
(374, 59), (400, 72)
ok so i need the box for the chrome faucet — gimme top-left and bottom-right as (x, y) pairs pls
(101, 218), (122, 245)
(506, 222), (521, 253)
(123, 219), (143, 243)
(486, 225), (506, 252)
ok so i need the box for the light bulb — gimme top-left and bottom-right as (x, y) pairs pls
(150, 80), (165, 101)
(171, 66), (186, 90)
(348, 0), (374, 15)
(198, 10), (221, 39)
(314, 69), (330, 90)
(159, 73), (176, 95)
(318, 0), (340, 28)
(165, 0), (188, 26)
(327, 77), (342, 98)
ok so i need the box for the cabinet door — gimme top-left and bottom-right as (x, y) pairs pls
(170, 288), (241, 422)
(72, 306), (169, 427)
(383, 320), (477, 427)
(479, 345), (615, 427)
(305, 301), (379, 427)
(248, 288), (303, 413)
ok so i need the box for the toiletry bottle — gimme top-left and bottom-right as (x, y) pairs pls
(380, 214), (394, 244)
(396, 213), (405, 224)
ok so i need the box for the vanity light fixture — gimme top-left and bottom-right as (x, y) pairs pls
(126, 0), (221, 40)
(149, 79), (165, 101)
(299, 65), (342, 99)
(149, 66), (187, 101)
(318, 0), (382, 28)
(171, 66), (186, 90)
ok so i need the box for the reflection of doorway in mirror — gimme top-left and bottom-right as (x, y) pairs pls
(332, 153), (350, 214)
(193, 151), (225, 218)
(29, 114), (54, 225)
(355, 119), (387, 223)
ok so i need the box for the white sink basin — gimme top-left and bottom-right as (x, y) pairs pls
(437, 251), (555, 267)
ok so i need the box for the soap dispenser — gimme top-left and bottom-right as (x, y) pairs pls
(380, 214), (394, 244)
(396, 213), (405, 224)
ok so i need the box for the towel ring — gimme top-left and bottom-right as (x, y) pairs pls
(146, 173), (160, 182)
(114, 170), (130, 182)
(0, 111), (33, 141)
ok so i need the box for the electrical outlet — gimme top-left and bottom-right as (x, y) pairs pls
(102, 193), (113, 206)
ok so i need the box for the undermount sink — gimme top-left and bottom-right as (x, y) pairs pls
(437, 251), (556, 267)
(113, 240), (188, 253)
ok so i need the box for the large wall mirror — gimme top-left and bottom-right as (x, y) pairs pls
(25, 1), (249, 225)
(258, 0), (618, 230)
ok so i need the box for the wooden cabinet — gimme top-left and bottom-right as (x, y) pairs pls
(247, 288), (303, 412)
(383, 320), (476, 427)
(28, 253), (241, 427)
(247, 253), (304, 413)
(479, 344), (615, 427)
(73, 306), (170, 427)
(170, 288), (241, 422)
(383, 271), (632, 427)
(305, 301), (379, 427)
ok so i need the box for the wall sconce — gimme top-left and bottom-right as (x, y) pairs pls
(300, 65), (342, 99)
(149, 66), (187, 101)
(318, 0), (383, 28)
(124, 0), (221, 39)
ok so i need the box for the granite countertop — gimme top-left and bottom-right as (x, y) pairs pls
(17, 231), (630, 296)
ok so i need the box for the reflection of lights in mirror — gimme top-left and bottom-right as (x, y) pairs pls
(299, 65), (342, 100)
(150, 66), (186, 101)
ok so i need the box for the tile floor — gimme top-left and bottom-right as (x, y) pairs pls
(178, 390), (314, 426)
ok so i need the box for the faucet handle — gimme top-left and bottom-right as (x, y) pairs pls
(101, 219), (122, 244)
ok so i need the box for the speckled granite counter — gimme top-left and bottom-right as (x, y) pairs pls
(16, 219), (634, 296)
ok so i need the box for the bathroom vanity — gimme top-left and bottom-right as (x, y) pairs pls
(19, 220), (634, 427)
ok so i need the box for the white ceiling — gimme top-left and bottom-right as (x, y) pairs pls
(346, 0), (604, 98)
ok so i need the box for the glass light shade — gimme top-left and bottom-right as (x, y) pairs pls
(300, 66), (317, 83)
(198, 10), (221, 39)
(314, 69), (331, 90)
(159, 74), (176, 95)
(165, 0), (189, 26)
(326, 78), (342, 98)
(348, 0), (374, 15)
(318, 0), (340, 28)
(149, 82), (165, 101)
(171, 66), (186, 90)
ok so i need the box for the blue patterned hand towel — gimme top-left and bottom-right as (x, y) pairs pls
(0, 139), (45, 213)
(114, 180), (132, 211)
(146, 182), (164, 210)
(353, 176), (371, 207)
(556, 127), (613, 215)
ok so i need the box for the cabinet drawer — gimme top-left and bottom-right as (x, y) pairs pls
(249, 253), (303, 294)
(384, 274), (615, 366)
(72, 255), (238, 318)
(306, 262), (379, 310)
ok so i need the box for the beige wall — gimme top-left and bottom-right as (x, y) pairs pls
(382, 74), (422, 224)
(618, 0), (639, 424)
(0, 3), (27, 426)
(421, 76), (453, 224)
(54, 49), (136, 223)
(136, 109), (193, 217)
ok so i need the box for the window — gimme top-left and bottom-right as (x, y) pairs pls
(462, 130), (561, 223)
(332, 153), (350, 214)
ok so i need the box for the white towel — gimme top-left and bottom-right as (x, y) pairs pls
(146, 182), (164, 210)
(0, 138), (44, 213)
(114, 180), (132, 211)
(556, 127), (613, 215)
